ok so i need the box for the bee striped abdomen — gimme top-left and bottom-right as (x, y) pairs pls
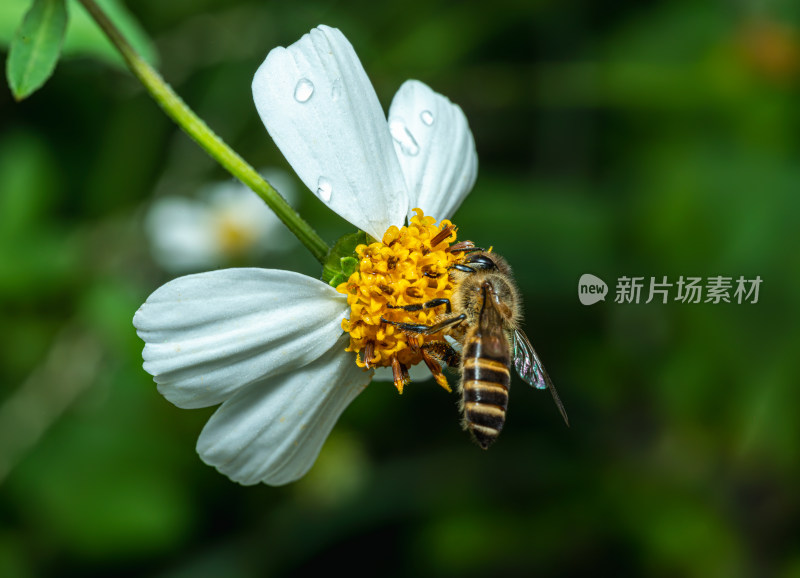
(461, 337), (511, 449)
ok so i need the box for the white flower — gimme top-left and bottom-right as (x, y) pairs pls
(133, 25), (477, 486)
(145, 169), (297, 273)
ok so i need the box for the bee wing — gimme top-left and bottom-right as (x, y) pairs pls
(513, 329), (569, 426)
(513, 329), (545, 389)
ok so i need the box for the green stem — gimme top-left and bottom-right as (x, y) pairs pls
(78, 0), (330, 263)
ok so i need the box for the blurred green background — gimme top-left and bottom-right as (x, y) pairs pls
(2, 0), (800, 576)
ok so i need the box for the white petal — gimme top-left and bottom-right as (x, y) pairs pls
(388, 80), (478, 221)
(133, 269), (348, 409)
(252, 25), (409, 239)
(144, 197), (220, 272)
(196, 334), (372, 486)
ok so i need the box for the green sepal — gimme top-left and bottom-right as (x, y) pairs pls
(322, 230), (372, 287)
(6, 0), (68, 101)
(340, 256), (359, 276)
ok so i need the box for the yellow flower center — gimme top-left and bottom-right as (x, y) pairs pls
(336, 209), (464, 393)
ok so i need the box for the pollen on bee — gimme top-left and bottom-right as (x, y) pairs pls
(336, 208), (464, 392)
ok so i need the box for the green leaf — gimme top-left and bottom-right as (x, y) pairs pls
(0, 0), (158, 71)
(6, 0), (68, 101)
(322, 230), (372, 286)
(0, 1), (37, 50)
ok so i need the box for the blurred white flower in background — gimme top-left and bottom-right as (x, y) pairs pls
(144, 169), (297, 273)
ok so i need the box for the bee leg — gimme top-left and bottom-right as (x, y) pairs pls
(411, 340), (461, 393)
(421, 341), (461, 369)
(414, 345), (451, 392)
(449, 264), (477, 273)
(387, 298), (452, 314)
(381, 313), (466, 336)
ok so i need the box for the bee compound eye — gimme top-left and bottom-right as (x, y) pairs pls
(465, 254), (497, 270)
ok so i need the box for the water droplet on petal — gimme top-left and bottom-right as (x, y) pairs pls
(294, 78), (314, 103)
(420, 110), (434, 126)
(389, 119), (420, 156)
(317, 177), (332, 202)
(331, 78), (342, 101)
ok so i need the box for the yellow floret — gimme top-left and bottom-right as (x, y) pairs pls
(336, 209), (463, 391)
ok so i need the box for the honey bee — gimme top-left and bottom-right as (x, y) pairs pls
(382, 245), (569, 448)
